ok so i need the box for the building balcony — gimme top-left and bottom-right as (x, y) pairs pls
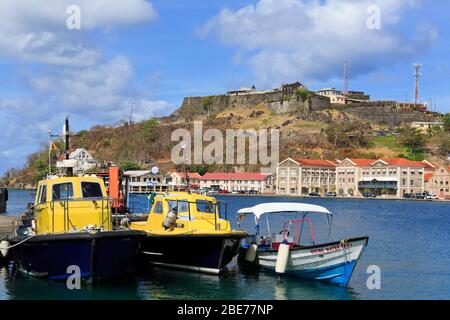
(358, 182), (398, 190)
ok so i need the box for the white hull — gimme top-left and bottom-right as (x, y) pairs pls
(240, 237), (368, 286)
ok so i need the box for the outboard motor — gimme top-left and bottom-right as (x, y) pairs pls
(162, 207), (178, 230)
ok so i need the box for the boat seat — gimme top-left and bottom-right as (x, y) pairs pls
(271, 234), (294, 249)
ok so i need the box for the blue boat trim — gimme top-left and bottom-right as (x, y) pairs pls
(280, 260), (358, 286)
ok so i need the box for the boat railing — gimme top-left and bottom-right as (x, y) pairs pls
(282, 218), (315, 246)
(42, 197), (112, 232)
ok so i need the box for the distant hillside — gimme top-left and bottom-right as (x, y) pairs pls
(2, 93), (449, 189)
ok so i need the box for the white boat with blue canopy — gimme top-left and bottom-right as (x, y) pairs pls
(237, 202), (368, 286)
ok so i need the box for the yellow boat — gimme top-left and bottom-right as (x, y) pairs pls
(6, 175), (145, 281)
(130, 192), (248, 274)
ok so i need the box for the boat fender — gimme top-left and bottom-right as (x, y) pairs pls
(275, 243), (290, 274)
(245, 243), (258, 262)
(31, 219), (36, 231)
(0, 241), (10, 258)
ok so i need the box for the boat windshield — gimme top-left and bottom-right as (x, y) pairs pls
(166, 199), (227, 220)
(196, 200), (215, 214)
(168, 200), (189, 213)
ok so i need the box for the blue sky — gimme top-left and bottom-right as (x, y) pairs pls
(0, 0), (449, 174)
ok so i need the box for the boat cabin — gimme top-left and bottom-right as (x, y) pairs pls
(130, 192), (231, 234)
(238, 203), (333, 251)
(33, 176), (112, 234)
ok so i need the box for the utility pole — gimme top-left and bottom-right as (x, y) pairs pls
(413, 64), (421, 105)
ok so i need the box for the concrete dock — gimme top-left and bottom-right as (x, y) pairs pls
(0, 215), (17, 239)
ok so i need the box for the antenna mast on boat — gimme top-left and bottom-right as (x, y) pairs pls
(64, 116), (73, 177)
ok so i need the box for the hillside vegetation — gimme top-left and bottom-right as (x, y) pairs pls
(2, 103), (449, 188)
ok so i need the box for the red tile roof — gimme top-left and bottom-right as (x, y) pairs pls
(382, 158), (425, 167)
(294, 159), (337, 168)
(424, 173), (434, 182)
(56, 149), (77, 161)
(346, 159), (377, 166)
(201, 172), (272, 181)
(421, 160), (440, 169)
(173, 172), (201, 179)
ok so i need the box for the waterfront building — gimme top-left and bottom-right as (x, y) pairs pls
(336, 158), (426, 197)
(336, 159), (376, 196)
(56, 148), (98, 176)
(276, 158), (337, 196)
(200, 172), (275, 194)
(125, 170), (174, 194)
(169, 171), (202, 189)
(424, 163), (450, 199)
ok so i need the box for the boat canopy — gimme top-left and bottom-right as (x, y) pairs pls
(238, 203), (332, 220)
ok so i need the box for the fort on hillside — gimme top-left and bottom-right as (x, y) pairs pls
(178, 82), (436, 126)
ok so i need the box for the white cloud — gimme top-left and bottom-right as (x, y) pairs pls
(0, 1), (174, 174)
(0, 0), (157, 66)
(199, 0), (436, 86)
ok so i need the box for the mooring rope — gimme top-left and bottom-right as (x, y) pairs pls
(1, 235), (37, 250)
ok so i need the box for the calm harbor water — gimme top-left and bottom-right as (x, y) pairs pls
(1, 189), (449, 300)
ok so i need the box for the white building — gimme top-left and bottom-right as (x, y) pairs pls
(316, 88), (347, 104)
(169, 172), (202, 188)
(125, 170), (174, 194)
(56, 148), (98, 176)
(200, 172), (276, 194)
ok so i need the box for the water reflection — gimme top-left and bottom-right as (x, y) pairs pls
(2, 263), (143, 300)
(134, 260), (356, 300)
